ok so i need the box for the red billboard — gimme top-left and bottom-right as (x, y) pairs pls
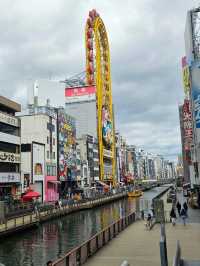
(65, 86), (96, 97)
(182, 99), (193, 151)
(65, 86), (96, 103)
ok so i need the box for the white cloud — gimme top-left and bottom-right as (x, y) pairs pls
(0, 0), (199, 161)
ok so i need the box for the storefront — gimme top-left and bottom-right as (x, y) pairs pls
(0, 172), (21, 200)
(45, 175), (59, 202)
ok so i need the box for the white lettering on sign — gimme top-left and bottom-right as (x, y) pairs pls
(0, 173), (20, 183)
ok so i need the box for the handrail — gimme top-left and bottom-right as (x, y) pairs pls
(52, 212), (136, 266)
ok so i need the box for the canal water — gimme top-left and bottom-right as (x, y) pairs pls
(0, 186), (168, 266)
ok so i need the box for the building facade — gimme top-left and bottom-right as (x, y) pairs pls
(0, 96), (21, 200)
(65, 85), (113, 185)
(20, 107), (58, 202)
(57, 108), (77, 196)
(77, 134), (100, 187)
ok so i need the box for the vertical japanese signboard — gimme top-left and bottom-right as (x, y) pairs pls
(182, 56), (191, 97)
(183, 100), (193, 147)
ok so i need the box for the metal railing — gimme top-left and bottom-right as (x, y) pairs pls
(52, 212), (136, 266)
(0, 192), (128, 236)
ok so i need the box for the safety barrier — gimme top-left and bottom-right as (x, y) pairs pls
(52, 212), (136, 266)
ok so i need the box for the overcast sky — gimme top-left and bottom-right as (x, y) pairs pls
(0, 0), (199, 161)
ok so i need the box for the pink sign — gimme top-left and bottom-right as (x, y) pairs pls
(65, 86), (96, 97)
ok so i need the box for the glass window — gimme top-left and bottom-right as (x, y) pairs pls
(53, 152), (55, 159)
(0, 122), (20, 136)
(53, 166), (57, 176)
(47, 136), (49, 144)
(47, 151), (49, 159)
(47, 165), (51, 176)
(53, 138), (55, 145)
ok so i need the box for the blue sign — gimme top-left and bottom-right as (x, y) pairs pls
(194, 94), (200, 128)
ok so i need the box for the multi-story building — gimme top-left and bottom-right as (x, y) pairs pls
(65, 85), (115, 185)
(57, 108), (77, 196)
(20, 105), (58, 202)
(154, 155), (164, 180)
(183, 6), (200, 189)
(77, 134), (100, 187)
(0, 96), (21, 200)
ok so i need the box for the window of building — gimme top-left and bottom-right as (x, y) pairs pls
(53, 138), (55, 145)
(0, 163), (19, 173)
(47, 165), (51, 176)
(47, 151), (49, 159)
(0, 122), (20, 136)
(0, 142), (20, 153)
(53, 166), (57, 176)
(53, 152), (55, 159)
(47, 136), (49, 144)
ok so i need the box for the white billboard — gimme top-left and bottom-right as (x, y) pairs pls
(32, 143), (45, 182)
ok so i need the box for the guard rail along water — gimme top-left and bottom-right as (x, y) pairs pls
(0, 191), (127, 237)
(52, 212), (136, 266)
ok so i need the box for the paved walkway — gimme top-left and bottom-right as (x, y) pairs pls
(85, 190), (200, 266)
(85, 221), (200, 266)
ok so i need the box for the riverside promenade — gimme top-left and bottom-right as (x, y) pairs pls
(85, 192), (200, 266)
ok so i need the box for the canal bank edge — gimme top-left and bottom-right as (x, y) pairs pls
(0, 192), (127, 238)
(0, 185), (170, 238)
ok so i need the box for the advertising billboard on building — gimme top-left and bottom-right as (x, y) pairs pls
(58, 109), (76, 181)
(65, 86), (96, 103)
(0, 151), (20, 163)
(32, 142), (45, 182)
(182, 99), (193, 152)
(182, 56), (191, 96)
(191, 66), (200, 132)
(184, 11), (194, 64)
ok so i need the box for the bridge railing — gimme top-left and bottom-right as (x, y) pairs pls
(52, 212), (136, 266)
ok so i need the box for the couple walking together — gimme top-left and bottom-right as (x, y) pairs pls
(170, 201), (188, 226)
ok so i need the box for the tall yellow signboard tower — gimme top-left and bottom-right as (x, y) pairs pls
(85, 10), (116, 184)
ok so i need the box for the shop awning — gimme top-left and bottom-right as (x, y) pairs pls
(22, 190), (40, 201)
(48, 180), (61, 184)
(96, 180), (109, 188)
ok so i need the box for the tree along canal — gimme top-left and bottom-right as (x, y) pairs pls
(0, 186), (168, 266)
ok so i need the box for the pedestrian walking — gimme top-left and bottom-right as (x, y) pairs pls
(183, 201), (188, 216)
(141, 209), (144, 220)
(180, 208), (187, 226)
(145, 212), (152, 230)
(170, 207), (177, 226)
(176, 201), (181, 216)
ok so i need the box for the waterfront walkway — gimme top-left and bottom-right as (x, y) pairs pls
(85, 192), (200, 266)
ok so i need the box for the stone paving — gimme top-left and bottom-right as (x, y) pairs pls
(85, 190), (200, 266)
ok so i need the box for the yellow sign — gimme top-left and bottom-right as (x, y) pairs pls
(182, 65), (190, 95)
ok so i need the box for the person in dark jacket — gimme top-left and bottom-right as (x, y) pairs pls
(183, 201), (188, 216)
(170, 207), (177, 225)
(176, 201), (181, 216)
